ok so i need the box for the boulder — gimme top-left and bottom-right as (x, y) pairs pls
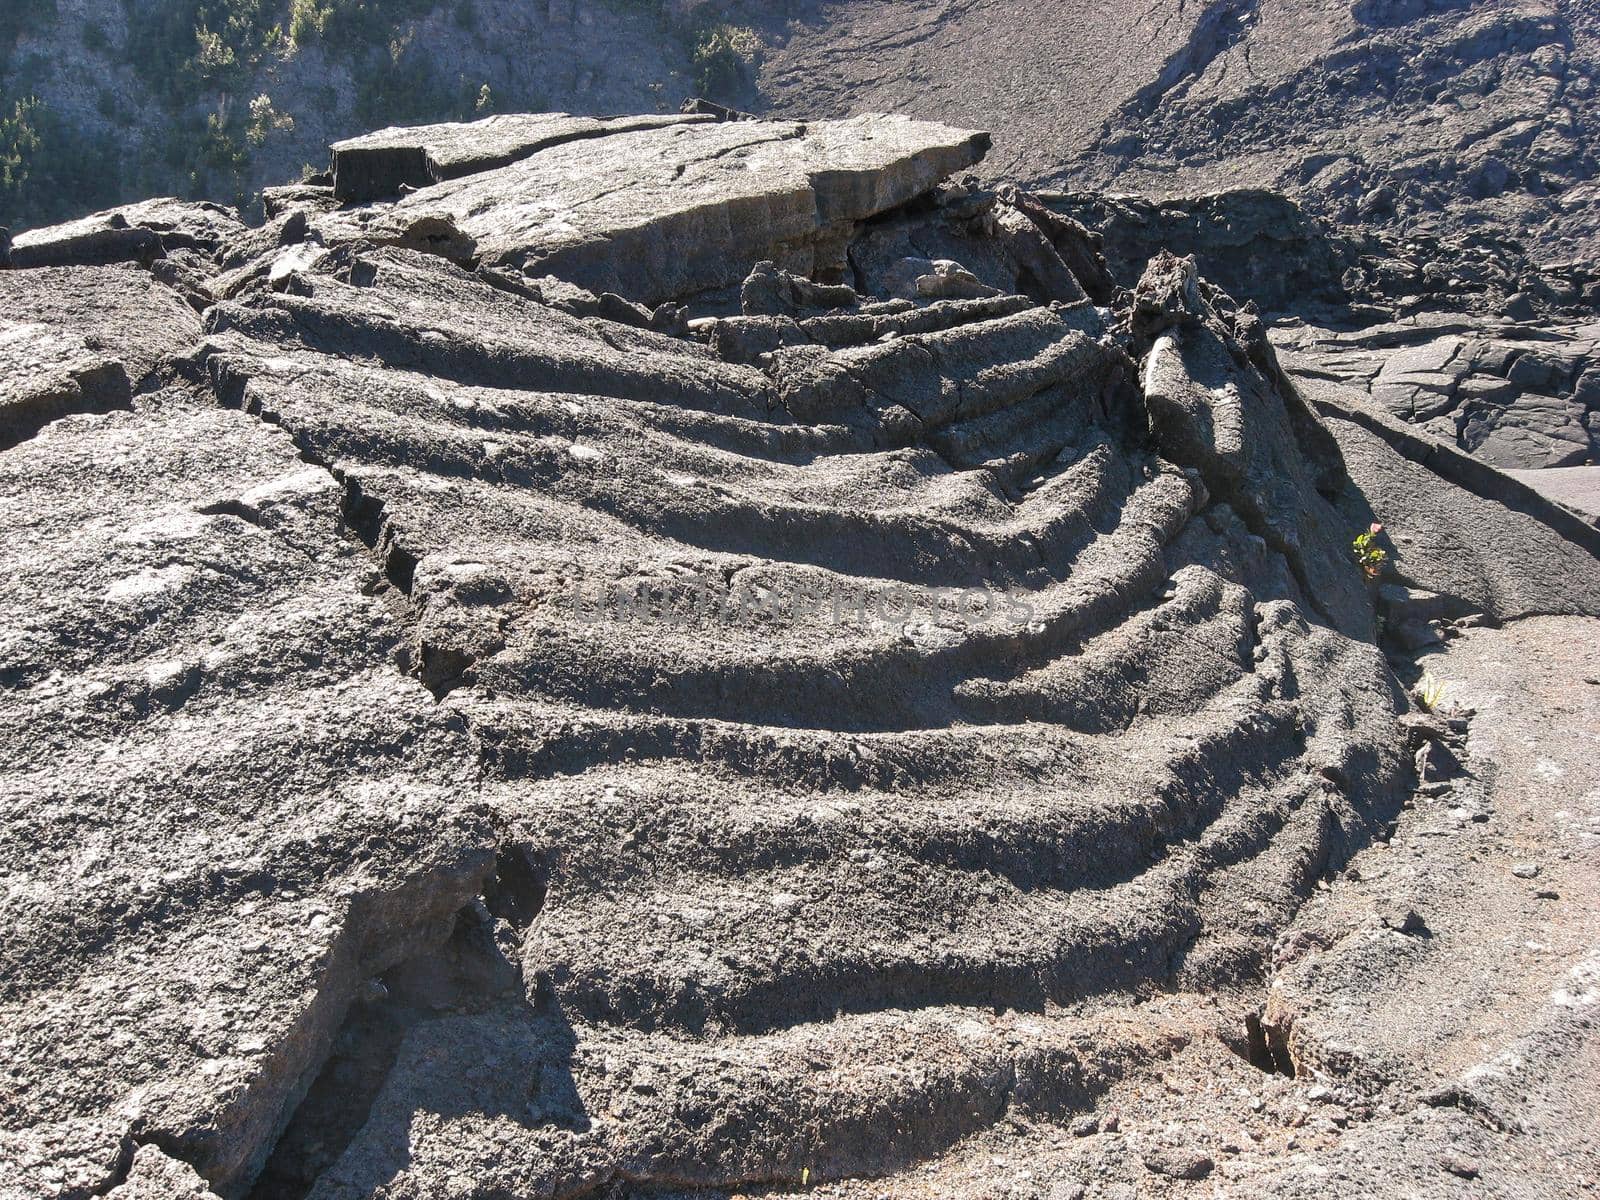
(329, 111), (717, 202)
(361, 116), (991, 304)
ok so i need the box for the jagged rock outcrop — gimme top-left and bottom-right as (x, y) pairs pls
(1047, 190), (1359, 315)
(1276, 317), (1600, 470)
(6, 199), (249, 270)
(341, 115), (993, 303)
(3, 111), (1600, 1200)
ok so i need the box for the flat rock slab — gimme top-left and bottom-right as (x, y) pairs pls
(6, 199), (248, 268)
(0, 265), (202, 448)
(1507, 465), (1600, 523)
(329, 111), (717, 202)
(374, 115), (990, 304)
(0, 393), (490, 1197)
(0, 264), (201, 385)
(0, 320), (129, 450)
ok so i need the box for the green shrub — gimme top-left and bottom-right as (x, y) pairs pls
(123, 0), (275, 103)
(691, 22), (756, 100)
(0, 97), (43, 206)
(288, 0), (331, 45)
(246, 92), (293, 145)
(0, 95), (123, 230)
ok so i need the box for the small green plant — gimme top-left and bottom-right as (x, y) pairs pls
(1416, 672), (1450, 712)
(190, 24), (238, 81)
(288, 0), (332, 45)
(1352, 522), (1388, 581)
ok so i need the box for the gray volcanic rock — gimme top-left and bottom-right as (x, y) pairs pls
(1047, 190), (1358, 314)
(0, 264), (202, 448)
(2, 110), (1600, 1200)
(1290, 368), (1600, 621)
(0, 388), (492, 1197)
(0, 322), (128, 452)
(329, 111), (717, 202)
(0, 265), (203, 388)
(188, 237), (1406, 1200)
(750, 0), (1600, 270)
(1507, 464), (1600, 523)
(356, 114), (991, 303)
(1276, 318), (1600, 469)
(7, 199), (248, 268)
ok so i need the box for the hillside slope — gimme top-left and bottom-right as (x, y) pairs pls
(0, 0), (711, 230)
(7, 0), (1600, 273)
(752, 0), (1600, 266)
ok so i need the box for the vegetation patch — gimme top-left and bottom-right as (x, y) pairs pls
(1, 95), (123, 229)
(691, 20), (758, 102)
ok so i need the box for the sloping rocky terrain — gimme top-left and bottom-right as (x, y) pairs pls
(749, 0), (1600, 483)
(4, 110), (1600, 1200)
(8, 2), (1600, 485)
(753, 0), (1600, 262)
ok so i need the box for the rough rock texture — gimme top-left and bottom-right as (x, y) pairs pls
(329, 112), (716, 203)
(1277, 318), (1600, 469)
(7, 200), (249, 269)
(799, 618), (1600, 1200)
(0, 265), (201, 449)
(1288, 368), (1600, 622)
(345, 115), (992, 304)
(753, 0), (1600, 269)
(1047, 190), (1359, 315)
(2, 111), (1599, 1200)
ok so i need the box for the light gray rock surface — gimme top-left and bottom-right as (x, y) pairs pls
(1276, 318), (1600, 471)
(7, 199), (248, 269)
(0, 264), (204, 448)
(1507, 464), (1600, 523)
(1, 110), (1598, 1200)
(356, 114), (992, 304)
(1288, 366), (1600, 621)
(329, 112), (716, 202)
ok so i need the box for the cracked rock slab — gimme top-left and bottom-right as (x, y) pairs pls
(357, 115), (990, 304)
(329, 111), (717, 202)
(0, 390), (491, 1197)
(6, 199), (248, 268)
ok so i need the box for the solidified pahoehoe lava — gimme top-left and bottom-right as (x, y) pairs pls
(3, 114), (1597, 1199)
